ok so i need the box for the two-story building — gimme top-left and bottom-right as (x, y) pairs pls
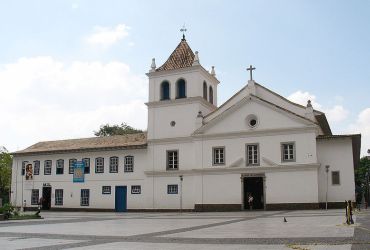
(11, 35), (361, 211)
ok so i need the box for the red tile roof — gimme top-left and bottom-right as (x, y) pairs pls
(12, 133), (147, 156)
(156, 38), (195, 72)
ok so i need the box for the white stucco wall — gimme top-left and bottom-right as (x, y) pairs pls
(11, 149), (152, 209)
(317, 138), (355, 202)
(266, 170), (318, 204)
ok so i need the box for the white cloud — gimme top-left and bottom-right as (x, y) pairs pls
(349, 108), (370, 156)
(324, 105), (349, 123)
(0, 57), (147, 152)
(287, 90), (321, 109)
(287, 90), (349, 123)
(85, 24), (130, 48)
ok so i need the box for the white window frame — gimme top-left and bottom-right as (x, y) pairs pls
(167, 184), (178, 194)
(95, 157), (104, 173)
(44, 160), (52, 175)
(167, 150), (178, 170)
(69, 159), (77, 174)
(124, 156), (134, 172)
(131, 185), (141, 194)
(56, 159), (64, 175)
(55, 189), (63, 205)
(31, 189), (39, 205)
(82, 158), (90, 174)
(246, 144), (259, 166)
(281, 142), (296, 162)
(332, 171), (341, 185)
(102, 186), (111, 194)
(22, 161), (28, 176)
(33, 160), (40, 175)
(213, 147), (225, 165)
(80, 189), (90, 206)
(109, 157), (119, 173)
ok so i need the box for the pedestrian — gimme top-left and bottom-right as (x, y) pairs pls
(248, 193), (254, 210)
(38, 197), (43, 211)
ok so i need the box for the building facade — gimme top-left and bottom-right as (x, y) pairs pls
(11, 36), (361, 211)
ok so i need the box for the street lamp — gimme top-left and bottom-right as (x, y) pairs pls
(179, 175), (183, 213)
(325, 165), (330, 210)
(366, 172), (369, 208)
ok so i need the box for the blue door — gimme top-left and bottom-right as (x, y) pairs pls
(115, 186), (127, 212)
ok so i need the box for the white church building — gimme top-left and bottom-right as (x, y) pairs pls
(11, 36), (361, 211)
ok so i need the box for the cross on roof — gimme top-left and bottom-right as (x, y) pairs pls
(247, 65), (256, 81)
(180, 24), (187, 40)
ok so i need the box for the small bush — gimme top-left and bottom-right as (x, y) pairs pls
(0, 203), (16, 219)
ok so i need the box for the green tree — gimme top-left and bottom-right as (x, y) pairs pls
(354, 156), (370, 202)
(94, 123), (143, 137)
(0, 149), (12, 204)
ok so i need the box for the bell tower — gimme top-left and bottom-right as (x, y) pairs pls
(146, 36), (219, 140)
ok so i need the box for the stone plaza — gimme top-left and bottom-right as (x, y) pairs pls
(1, 209), (370, 249)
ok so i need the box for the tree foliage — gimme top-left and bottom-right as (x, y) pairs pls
(355, 156), (370, 186)
(94, 123), (143, 137)
(354, 156), (370, 202)
(0, 149), (12, 204)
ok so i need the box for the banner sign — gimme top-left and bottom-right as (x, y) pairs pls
(73, 161), (85, 183)
(25, 163), (33, 180)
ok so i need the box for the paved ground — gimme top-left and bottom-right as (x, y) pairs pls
(0, 209), (369, 249)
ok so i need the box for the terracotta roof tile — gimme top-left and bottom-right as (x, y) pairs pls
(12, 133), (147, 156)
(156, 38), (195, 72)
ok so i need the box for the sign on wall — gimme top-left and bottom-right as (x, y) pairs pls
(73, 161), (85, 183)
(25, 163), (33, 180)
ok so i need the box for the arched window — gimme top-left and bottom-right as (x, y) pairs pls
(176, 79), (186, 99)
(209, 86), (214, 104)
(203, 81), (207, 100)
(160, 81), (170, 100)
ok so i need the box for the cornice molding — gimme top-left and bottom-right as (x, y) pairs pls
(146, 65), (220, 84)
(146, 96), (216, 110)
(144, 163), (320, 177)
(148, 126), (318, 145)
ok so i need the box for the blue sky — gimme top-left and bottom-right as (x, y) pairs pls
(0, 0), (369, 155)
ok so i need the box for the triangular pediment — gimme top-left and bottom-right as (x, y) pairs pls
(195, 95), (317, 135)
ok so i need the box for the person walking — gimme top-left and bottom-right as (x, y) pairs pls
(248, 193), (254, 210)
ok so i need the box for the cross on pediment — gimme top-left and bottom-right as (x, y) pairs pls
(247, 65), (256, 81)
(180, 24), (187, 40)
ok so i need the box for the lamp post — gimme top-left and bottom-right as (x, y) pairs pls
(366, 172), (369, 208)
(179, 175), (183, 213)
(325, 165), (330, 210)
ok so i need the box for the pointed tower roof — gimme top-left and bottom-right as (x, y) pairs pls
(156, 38), (195, 72)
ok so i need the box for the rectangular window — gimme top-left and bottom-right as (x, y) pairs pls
(55, 189), (63, 205)
(281, 142), (296, 162)
(102, 186), (111, 194)
(69, 159), (77, 174)
(109, 157), (119, 173)
(44, 160), (52, 175)
(33, 161), (40, 175)
(95, 157), (104, 173)
(80, 189), (90, 206)
(56, 159), (64, 175)
(124, 156), (134, 172)
(22, 161), (27, 176)
(167, 184), (178, 194)
(82, 158), (90, 174)
(131, 185), (141, 194)
(332, 171), (340, 185)
(246, 144), (259, 166)
(167, 150), (178, 170)
(31, 189), (39, 205)
(213, 147), (225, 165)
